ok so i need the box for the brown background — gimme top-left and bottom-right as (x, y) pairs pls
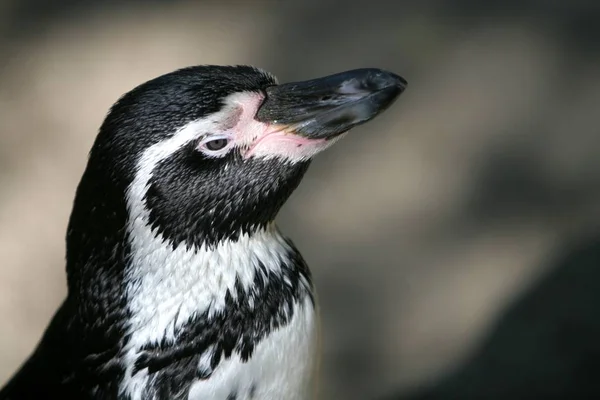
(1, 1), (600, 399)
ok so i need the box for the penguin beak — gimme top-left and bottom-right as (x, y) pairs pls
(255, 68), (407, 140)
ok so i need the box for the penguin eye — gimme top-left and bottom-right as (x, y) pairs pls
(198, 135), (233, 156)
(205, 138), (229, 151)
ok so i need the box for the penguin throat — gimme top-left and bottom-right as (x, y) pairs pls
(123, 225), (308, 345)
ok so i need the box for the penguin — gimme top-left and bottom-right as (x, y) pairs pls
(0, 65), (406, 400)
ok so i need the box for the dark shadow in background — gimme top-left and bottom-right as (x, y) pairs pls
(3, 1), (600, 399)
(387, 231), (600, 399)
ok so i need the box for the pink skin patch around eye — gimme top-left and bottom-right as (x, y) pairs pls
(244, 128), (328, 161)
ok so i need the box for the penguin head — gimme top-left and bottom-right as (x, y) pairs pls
(78, 65), (406, 251)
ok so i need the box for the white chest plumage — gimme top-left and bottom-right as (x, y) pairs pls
(119, 225), (319, 400)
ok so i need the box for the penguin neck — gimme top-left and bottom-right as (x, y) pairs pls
(66, 183), (313, 321)
(124, 223), (309, 343)
(66, 174), (313, 333)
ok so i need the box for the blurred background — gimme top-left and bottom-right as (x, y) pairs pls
(1, 0), (600, 398)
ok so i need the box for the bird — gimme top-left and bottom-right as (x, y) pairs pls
(0, 65), (406, 400)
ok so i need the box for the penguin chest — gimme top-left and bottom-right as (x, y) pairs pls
(119, 227), (318, 400)
(188, 297), (319, 400)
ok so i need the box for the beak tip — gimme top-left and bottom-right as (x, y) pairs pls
(363, 69), (407, 111)
(393, 73), (408, 89)
(371, 69), (407, 92)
